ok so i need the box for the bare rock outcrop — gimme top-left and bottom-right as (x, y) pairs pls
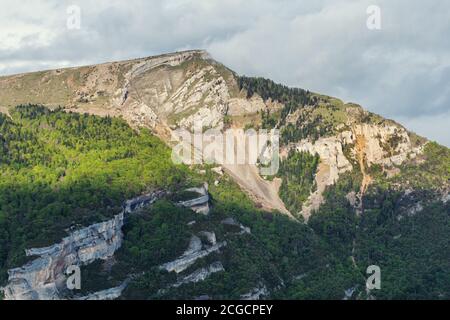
(227, 96), (266, 116)
(124, 190), (165, 214)
(295, 135), (353, 186)
(198, 232), (217, 246)
(3, 192), (163, 300)
(171, 262), (225, 289)
(351, 123), (422, 167)
(177, 184), (210, 215)
(76, 280), (130, 301)
(292, 122), (424, 219)
(240, 284), (269, 300)
(294, 134), (353, 219)
(3, 213), (124, 300)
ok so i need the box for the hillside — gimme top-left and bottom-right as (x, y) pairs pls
(0, 50), (449, 300)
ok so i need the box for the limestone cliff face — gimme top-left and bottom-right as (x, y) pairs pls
(351, 123), (423, 167)
(295, 134), (354, 186)
(160, 234), (227, 274)
(3, 213), (124, 300)
(170, 262), (225, 289)
(177, 184), (210, 215)
(227, 96), (268, 116)
(293, 119), (421, 180)
(293, 133), (354, 218)
(289, 120), (423, 218)
(2, 191), (169, 300)
(76, 280), (130, 301)
(122, 57), (231, 130)
(240, 284), (269, 300)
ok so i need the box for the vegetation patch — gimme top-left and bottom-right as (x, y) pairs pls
(277, 151), (320, 214)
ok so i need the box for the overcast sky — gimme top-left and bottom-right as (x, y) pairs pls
(1, 0), (449, 146)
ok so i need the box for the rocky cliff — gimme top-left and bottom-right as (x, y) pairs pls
(160, 234), (227, 274)
(2, 190), (170, 300)
(1, 50), (448, 300)
(3, 213), (124, 300)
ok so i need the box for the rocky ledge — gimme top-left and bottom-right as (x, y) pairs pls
(2, 191), (166, 300)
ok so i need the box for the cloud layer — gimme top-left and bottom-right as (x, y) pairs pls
(1, 0), (449, 146)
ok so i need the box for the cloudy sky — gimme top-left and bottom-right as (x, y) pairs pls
(1, 0), (449, 146)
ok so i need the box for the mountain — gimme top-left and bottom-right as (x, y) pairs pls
(0, 50), (448, 300)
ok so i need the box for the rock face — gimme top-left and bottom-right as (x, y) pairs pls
(3, 213), (124, 300)
(293, 123), (419, 187)
(240, 285), (269, 300)
(198, 231), (217, 245)
(295, 134), (353, 186)
(227, 96), (267, 116)
(351, 123), (422, 167)
(160, 234), (227, 274)
(117, 50), (235, 133)
(171, 262), (225, 289)
(3, 192), (164, 300)
(76, 280), (130, 301)
(177, 184), (210, 215)
(1, 186), (222, 300)
(293, 134), (353, 219)
(124, 190), (165, 214)
(290, 121), (423, 219)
